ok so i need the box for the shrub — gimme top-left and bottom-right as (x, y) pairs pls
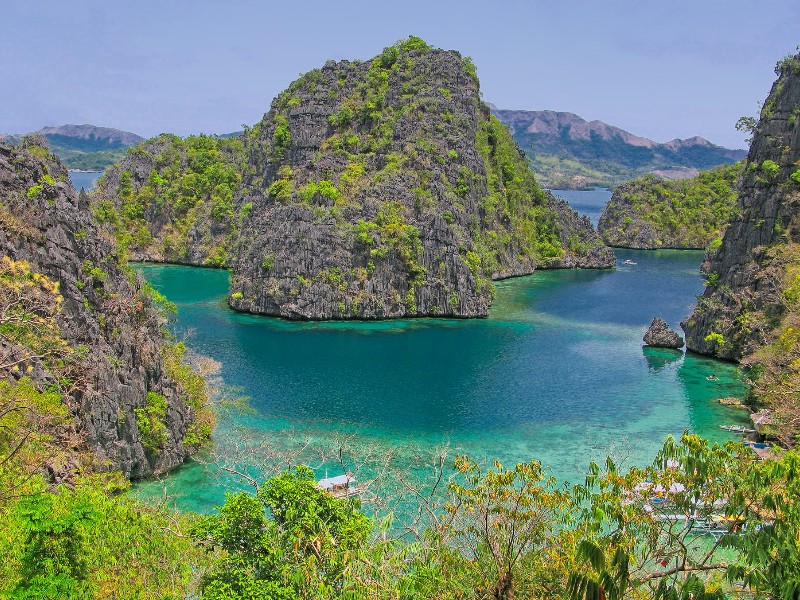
(760, 159), (780, 182)
(134, 392), (168, 453)
(261, 254), (276, 270)
(268, 178), (293, 200)
(704, 332), (725, 350)
(449, 291), (459, 308)
(272, 116), (292, 158)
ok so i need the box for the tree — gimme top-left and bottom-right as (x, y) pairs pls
(568, 433), (768, 599)
(193, 465), (372, 599)
(440, 456), (574, 600)
(725, 450), (800, 599)
(9, 491), (96, 599)
(735, 116), (757, 143)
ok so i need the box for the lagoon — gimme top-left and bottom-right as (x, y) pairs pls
(134, 243), (748, 513)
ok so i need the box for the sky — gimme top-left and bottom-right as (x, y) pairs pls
(1, 0), (797, 149)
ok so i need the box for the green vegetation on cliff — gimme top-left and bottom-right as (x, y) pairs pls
(2, 139), (215, 476)
(95, 134), (245, 265)
(598, 162), (743, 249)
(683, 52), (800, 445)
(0, 139), (216, 596)
(228, 37), (612, 319)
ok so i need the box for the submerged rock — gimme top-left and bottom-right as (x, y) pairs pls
(718, 397), (748, 409)
(643, 317), (684, 348)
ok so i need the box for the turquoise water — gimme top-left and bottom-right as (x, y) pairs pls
(133, 248), (749, 513)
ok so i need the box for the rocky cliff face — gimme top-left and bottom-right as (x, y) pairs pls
(228, 38), (613, 319)
(597, 165), (741, 249)
(682, 55), (800, 360)
(0, 139), (207, 478)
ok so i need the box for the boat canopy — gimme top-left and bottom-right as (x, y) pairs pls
(318, 474), (354, 490)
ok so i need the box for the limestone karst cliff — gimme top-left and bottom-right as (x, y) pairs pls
(95, 38), (613, 320)
(230, 38), (614, 319)
(94, 133), (246, 266)
(682, 54), (800, 362)
(0, 138), (211, 479)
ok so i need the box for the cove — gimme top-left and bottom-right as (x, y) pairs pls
(133, 247), (750, 513)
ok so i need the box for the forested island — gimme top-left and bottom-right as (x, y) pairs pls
(93, 37), (613, 320)
(597, 163), (742, 249)
(1, 38), (800, 599)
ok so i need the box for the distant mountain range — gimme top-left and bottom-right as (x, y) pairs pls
(491, 108), (746, 189)
(3, 115), (746, 188)
(0, 124), (144, 171)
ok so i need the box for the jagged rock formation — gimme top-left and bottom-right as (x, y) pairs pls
(0, 139), (209, 478)
(682, 54), (800, 361)
(598, 164), (742, 249)
(229, 38), (614, 319)
(491, 108), (746, 189)
(643, 318), (684, 349)
(94, 38), (613, 320)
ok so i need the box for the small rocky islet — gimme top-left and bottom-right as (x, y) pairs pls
(643, 317), (684, 349)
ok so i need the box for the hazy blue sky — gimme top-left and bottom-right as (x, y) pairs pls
(2, 0), (797, 148)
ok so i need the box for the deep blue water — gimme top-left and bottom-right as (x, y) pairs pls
(68, 171), (102, 191)
(550, 188), (611, 226)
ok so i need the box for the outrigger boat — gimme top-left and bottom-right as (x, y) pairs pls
(720, 425), (756, 434)
(317, 473), (363, 499)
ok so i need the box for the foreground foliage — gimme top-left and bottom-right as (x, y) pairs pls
(0, 475), (208, 599)
(3, 409), (800, 599)
(188, 434), (800, 599)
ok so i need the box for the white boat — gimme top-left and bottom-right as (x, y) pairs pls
(720, 425), (756, 434)
(623, 259), (637, 265)
(318, 473), (362, 499)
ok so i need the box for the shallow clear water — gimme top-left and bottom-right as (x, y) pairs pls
(133, 247), (749, 513)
